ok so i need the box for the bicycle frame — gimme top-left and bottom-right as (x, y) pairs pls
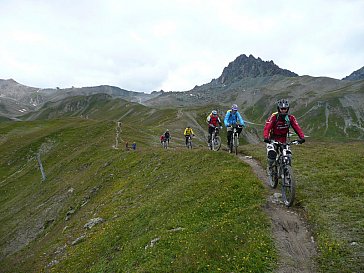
(229, 124), (242, 155)
(162, 139), (168, 149)
(186, 135), (193, 149)
(268, 140), (299, 207)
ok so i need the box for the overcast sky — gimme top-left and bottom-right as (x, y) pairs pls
(1, 0), (363, 92)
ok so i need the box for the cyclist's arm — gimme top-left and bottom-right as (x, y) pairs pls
(206, 115), (211, 124)
(290, 116), (305, 139)
(237, 112), (245, 127)
(263, 115), (275, 139)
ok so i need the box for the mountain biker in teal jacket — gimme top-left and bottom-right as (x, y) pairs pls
(224, 104), (246, 147)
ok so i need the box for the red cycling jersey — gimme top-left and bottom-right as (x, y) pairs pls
(263, 113), (304, 143)
(207, 114), (222, 127)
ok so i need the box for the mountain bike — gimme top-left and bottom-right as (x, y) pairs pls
(229, 124), (242, 155)
(186, 135), (193, 149)
(209, 126), (221, 151)
(162, 139), (168, 149)
(267, 140), (301, 207)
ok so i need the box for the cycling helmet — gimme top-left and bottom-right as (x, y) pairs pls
(212, 110), (217, 115)
(166, 129), (169, 132)
(277, 99), (290, 113)
(231, 104), (238, 111)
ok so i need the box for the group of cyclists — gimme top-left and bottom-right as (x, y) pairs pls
(159, 99), (305, 159)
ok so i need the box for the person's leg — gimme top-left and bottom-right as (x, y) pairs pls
(227, 130), (232, 146)
(266, 143), (276, 167)
(208, 127), (213, 145)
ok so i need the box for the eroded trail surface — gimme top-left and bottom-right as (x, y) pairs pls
(239, 155), (317, 273)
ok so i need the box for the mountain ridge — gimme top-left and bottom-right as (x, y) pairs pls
(213, 54), (298, 85)
(1, 54), (364, 140)
(342, 65), (364, 81)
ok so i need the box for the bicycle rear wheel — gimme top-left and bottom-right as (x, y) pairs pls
(212, 136), (221, 151)
(267, 162), (278, 188)
(281, 165), (296, 207)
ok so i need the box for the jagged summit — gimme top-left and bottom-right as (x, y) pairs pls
(342, 66), (364, 81)
(216, 54), (298, 84)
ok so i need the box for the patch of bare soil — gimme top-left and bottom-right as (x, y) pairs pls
(239, 155), (317, 273)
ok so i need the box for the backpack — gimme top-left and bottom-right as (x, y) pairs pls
(272, 112), (290, 127)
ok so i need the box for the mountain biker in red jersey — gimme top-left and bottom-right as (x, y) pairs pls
(160, 134), (165, 144)
(263, 99), (305, 167)
(206, 110), (222, 147)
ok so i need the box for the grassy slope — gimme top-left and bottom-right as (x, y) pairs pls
(241, 141), (364, 273)
(0, 118), (276, 273)
(1, 99), (363, 272)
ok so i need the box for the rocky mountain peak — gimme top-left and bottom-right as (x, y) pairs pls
(217, 54), (298, 84)
(342, 66), (364, 81)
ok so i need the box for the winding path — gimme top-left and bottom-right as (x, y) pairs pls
(239, 155), (317, 273)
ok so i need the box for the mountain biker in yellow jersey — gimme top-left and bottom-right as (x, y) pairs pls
(224, 104), (246, 148)
(184, 126), (194, 146)
(206, 110), (222, 147)
(263, 99), (305, 168)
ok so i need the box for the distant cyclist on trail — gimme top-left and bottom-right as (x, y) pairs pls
(184, 126), (194, 146)
(160, 134), (165, 144)
(224, 104), (246, 148)
(206, 110), (222, 147)
(164, 129), (171, 144)
(263, 99), (305, 168)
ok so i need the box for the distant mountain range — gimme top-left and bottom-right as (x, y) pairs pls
(1, 54), (364, 139)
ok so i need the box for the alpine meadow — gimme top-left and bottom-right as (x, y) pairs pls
(0, 54), (363, 273)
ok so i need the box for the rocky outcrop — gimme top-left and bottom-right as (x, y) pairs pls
(342, 66), (364, 81)
(216, 54), (298, 84)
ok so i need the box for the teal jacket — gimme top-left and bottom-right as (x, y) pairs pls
(224, 110), (245, 127)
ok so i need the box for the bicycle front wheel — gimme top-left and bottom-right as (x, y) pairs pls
(267, 162), (278, 188)
(212, 136), (221, 151)
(233, 134), (238, 155)
(281, 165), (296, 207)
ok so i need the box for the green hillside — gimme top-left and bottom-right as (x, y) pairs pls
(0, 98), (363, 272)
(0, 118), (275, 272)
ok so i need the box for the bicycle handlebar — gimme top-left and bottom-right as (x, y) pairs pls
(227, 124), (244, 128)
(270, 140), (301, 145)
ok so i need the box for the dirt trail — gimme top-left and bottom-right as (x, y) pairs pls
(239, 155), (317, 273)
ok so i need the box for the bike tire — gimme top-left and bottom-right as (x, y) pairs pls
(267, 162), (278, 188)
(281, 165), (296, 207)
(212, 136), (221, 151)
(229, 138), (233, 153)
(234, 134), (238, 155)
(188, 139), (192, 149)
